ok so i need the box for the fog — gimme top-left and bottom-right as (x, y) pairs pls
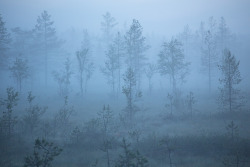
(0, 0), (250, 167)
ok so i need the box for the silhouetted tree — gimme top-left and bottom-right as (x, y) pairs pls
(54, 96), (74, 138)
(11, 27), (33, 57)
(185, 92), (195, 116)
(76, 30), (94, 94)
(122, 68), (141, 121)
(160, 136), (176, 167)
(52, 58), (73, 96)
(98, 105), (114, 167)
(144, 63), (157, 93)
(23, 92), (47, 138)
(115, 138), (148, 167)
(101, 45), (119, 94)
(33, 10), (62, 86)
(201, 17), (218, 92)
(23, 138), (62, 167)
(124, 19), (149, 91)
(165, 93), (174, 116)
(178, 24), (193, 55)
(218, 17), (231, 50)
(158, 38), (190, 93)
(0, 87), (18, 167)
(0, 87), (19, 138)
(218, 49), (243, 112)
(0, 13), (11, 68)
(101, 12), (117, 44)
(9, 57), (29, 92)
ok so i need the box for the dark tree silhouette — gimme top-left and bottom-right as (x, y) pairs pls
(218, 49), (243, 112)
(23, 138), (62, 167)
(0, 13), (11, 68)
(9, 57), (29, 92)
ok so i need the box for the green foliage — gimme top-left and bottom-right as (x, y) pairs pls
(23, 138), (62, 167)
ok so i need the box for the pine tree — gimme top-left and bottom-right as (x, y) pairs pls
(218, 49), (243, 112)
(33, 11), (62, 86)
(101, 12), (117, 44)
(0, 14), (11, 68)
(124, 19), (149, 91)
(9, 57), (29, 92)
(23, 138), (62, 167)
(101, 45), (119, 93)
(201, 17), (218, 92)
(158, 38), (190, 93)
(52, 58), (73, 96)
(122, 68), (141, 121)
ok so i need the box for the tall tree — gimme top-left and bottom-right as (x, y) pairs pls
(124, 19), (149, 91)
(101, 45), (119, 93)
(76, 30), (94, 95)
(158, 38), (190, 93)
(101, 12), (117, 44)
(52, 58), (73, 96)
(122, 68), (141, 121)
(9, 57), (29, 92)
(201, 17), (218, 92)
(113, 32), (124, 94)
(23, 92), (47, 138)
(33, 11), (62, 86)
(218, 17), (231, 51)
(23, 138), (62, 167)
(98, 105), (114, 167)
(101, 32), (124, 95)
(144, 63), (157, 93)
(178, 24), (192, 55)
(11, 27), (33, 57)
(218, 49), (243, 112)
(0, 14), (11, 68)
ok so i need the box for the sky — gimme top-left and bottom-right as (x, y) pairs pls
(0, 0), (250, 36)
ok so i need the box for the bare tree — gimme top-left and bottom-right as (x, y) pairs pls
(76, 30), (94, 95)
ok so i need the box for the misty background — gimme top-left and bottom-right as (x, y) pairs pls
(0, 0), (250, 167)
